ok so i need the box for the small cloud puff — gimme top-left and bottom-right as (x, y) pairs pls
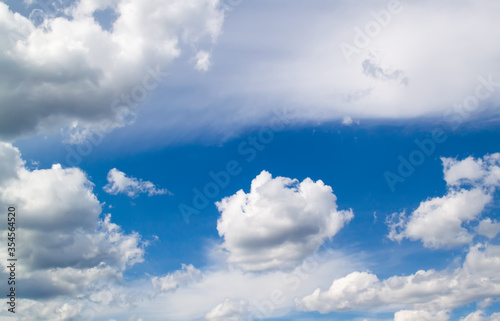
(195, 50), (212, 72)
(104, 168), (170, 198)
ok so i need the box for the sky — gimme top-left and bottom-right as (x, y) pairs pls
(0, 0), (500, 320)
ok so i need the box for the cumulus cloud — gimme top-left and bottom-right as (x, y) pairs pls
(104, 168), (169, 198)
(296, 243), (500, 318)
(387, 189), (492, 248)
(0, 143), (146, 319)
(0, 0), (224, 141)
(442, 154), (500, 187)
(216, 170), (354, 272)
(152, 264), (202, 293)
(205, 298), (249, 321)
(387, 154), (500, 249)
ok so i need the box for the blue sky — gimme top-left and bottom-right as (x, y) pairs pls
(1, 0), (500, 320)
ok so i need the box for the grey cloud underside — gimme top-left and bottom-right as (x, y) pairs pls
(0, 143), (145, 304)
(0, 0), (223, 142)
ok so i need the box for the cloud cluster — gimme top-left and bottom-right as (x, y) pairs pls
(0, 145), (359, 320)
(0, 0), (224, 141)
(296, 243), (500, 319)
(216, 170), (354, 272)
(296, 154), (500, 320)
(387, 154), (500, 248)
(104, 168), (169, 198)
(0, 143), (146, 319)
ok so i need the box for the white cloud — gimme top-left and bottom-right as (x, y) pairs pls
(0, 143), (146, 320)
(477, 218), (500, 239)
(296, 243), (500, 318)
(195, 50), (212, 72)
(394, 309), (450, 321)
(388, 188), (492, 248)
(0, 0), (224, 141)
(296, 271), (379, 313)
(136, 249), (359, 321)
(387, 154), (500, 249)
(216, 170), (354, 272)
(104, 168), (169, 198)
(205, 298), (249, 321)
(442, 154), (500, 187)
(152, 264), (202, 293)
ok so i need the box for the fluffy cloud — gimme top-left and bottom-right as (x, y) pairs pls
(387, 154), (500, 249)
(387, 189), (492, 248)
(296, 243), (500, 318)
(216, 170), (353, 272)
(0, 0), (224, 141)
(0, 143), (146, 319)
(442, 154), (500, 187)
(104, 168), (169, 198)
(152, 264), (202, 293)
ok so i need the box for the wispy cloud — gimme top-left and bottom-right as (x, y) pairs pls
(104, 168), (170, 198)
